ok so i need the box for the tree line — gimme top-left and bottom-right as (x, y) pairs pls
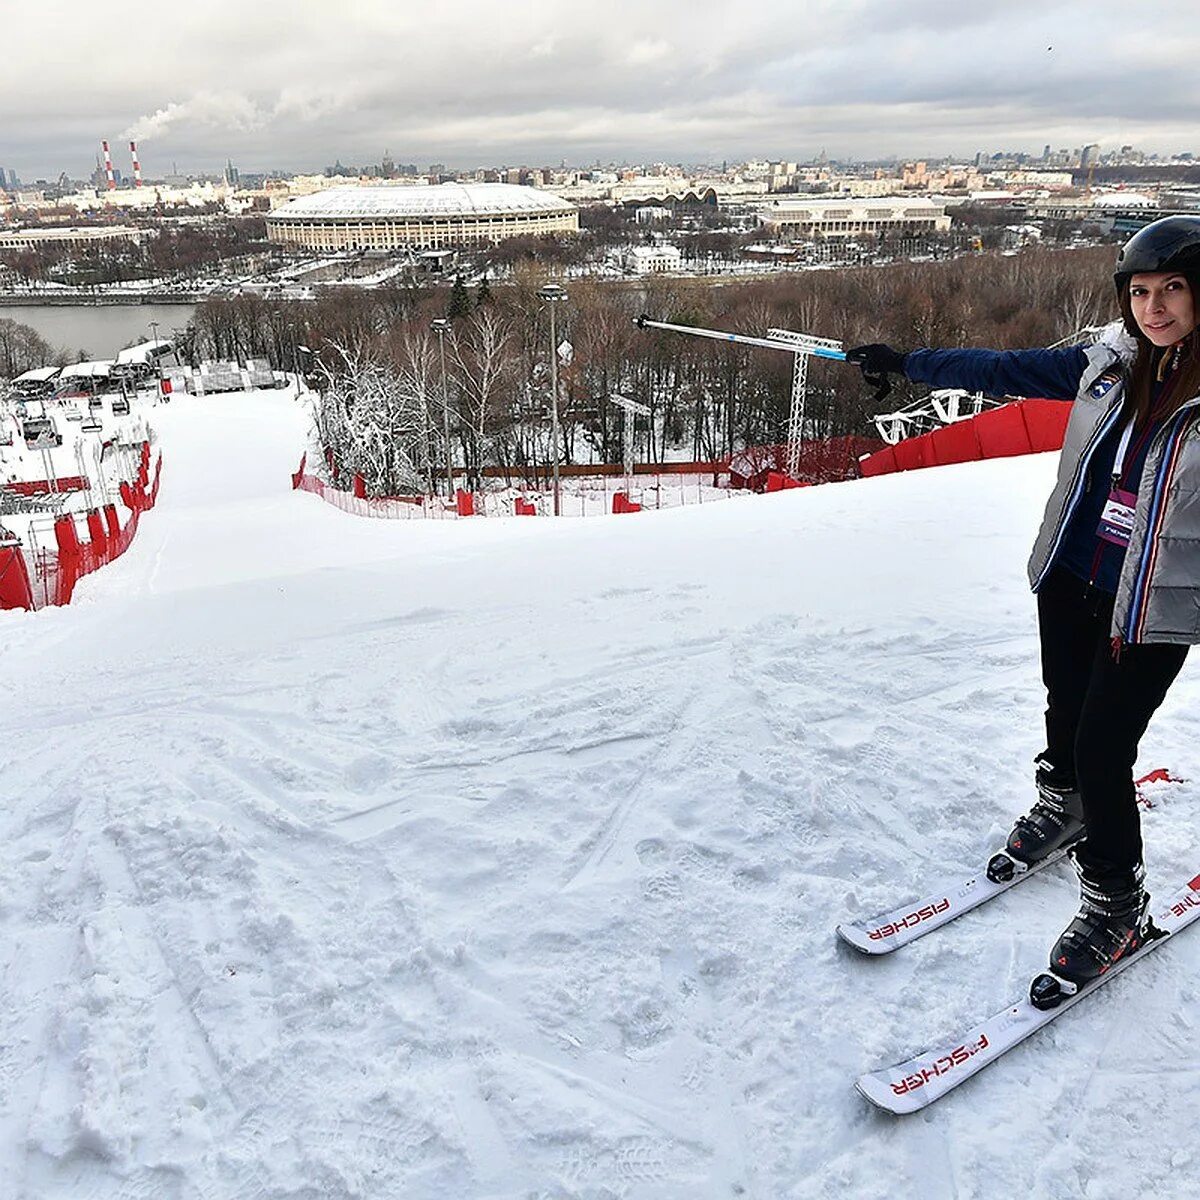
(0, 318), (58, 378)
(187, 244), (1117, 496)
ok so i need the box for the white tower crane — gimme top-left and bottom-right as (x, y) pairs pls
(634, 315), (846, 480)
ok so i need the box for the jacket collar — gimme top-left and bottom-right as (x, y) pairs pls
(1094, 319), (1139, 366)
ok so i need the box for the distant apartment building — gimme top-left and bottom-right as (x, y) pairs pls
(758, 197), (952, 239)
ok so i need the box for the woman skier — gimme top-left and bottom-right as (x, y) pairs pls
(845, 215), (1200, 992)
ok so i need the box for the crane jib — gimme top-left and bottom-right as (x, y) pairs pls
(636, 317), (846, 360)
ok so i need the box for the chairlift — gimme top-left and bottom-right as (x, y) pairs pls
(81, 415), (102, 433)
(22, 415), (61, 450)
(112, 398), (131, 416)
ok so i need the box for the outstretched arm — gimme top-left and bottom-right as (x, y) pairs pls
(900, 346), (1089, 401)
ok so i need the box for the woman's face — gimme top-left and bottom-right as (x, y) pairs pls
(1129, 271), (1197, 346)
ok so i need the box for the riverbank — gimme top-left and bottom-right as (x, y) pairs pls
(0, 293), (202, 306)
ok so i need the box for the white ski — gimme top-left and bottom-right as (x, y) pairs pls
(837, 771), (1181, 955)
(855, 871), (1200, 1114)
(836, 845), (1073, 955)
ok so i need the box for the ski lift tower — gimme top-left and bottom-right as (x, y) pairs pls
(634, 315), (845, 481)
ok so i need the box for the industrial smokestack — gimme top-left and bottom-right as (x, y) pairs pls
(129, 140), (143, 188)
(102, 140), (116, 190)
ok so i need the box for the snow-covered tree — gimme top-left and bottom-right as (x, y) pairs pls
(312, 344), (430, 497)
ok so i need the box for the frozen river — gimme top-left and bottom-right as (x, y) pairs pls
(1, 302), (195, 361)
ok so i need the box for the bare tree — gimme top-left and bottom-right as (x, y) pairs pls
(447, 307), (518, 488)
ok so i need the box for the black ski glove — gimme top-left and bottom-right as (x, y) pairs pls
(845, 344), (908, 402)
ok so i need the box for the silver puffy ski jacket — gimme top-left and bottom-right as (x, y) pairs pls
(1028, 322), (1200, 644)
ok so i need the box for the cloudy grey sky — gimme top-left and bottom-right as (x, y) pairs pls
(4, 0), (1199, 179)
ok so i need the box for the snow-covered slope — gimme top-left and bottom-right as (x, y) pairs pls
(2, 391), (1198, 1199)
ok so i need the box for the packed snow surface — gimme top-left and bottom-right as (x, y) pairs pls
(3, 391), (1199, 1200)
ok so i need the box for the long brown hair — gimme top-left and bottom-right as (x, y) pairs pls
(1118, 286), (1200, 427)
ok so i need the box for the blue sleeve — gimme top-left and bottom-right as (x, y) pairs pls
(902, 346), (1089, 401)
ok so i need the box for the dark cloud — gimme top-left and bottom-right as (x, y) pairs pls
(1, 0), (1197, 177)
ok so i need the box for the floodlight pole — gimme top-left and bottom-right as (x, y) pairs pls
(148, 320), (162, 389)
(539, 283), (568, 516)
(633, 314), (845, 480)
(431, 318), (455, 498)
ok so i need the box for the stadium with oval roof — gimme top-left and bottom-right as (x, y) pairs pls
(266, 183), (579, 252)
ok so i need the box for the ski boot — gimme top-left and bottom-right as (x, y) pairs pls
(1029, 852), (1151, 1010)
(986, 757), (1084, 884)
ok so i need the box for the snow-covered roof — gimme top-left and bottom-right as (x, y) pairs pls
(270, 183), (576, 221)
(116, 339), (172, 365)
(58, 360), (113, 378)
(13, 366), (60, 383)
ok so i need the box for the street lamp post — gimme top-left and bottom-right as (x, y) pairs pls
(431, 318), (455, 499)
(538, 283), (568, 516)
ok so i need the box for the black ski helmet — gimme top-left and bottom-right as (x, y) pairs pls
(1114, 215), (1200, 339)
(1114, 215), (1200, 291)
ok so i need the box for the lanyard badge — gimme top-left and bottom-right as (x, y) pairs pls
(1097, 487), (1138, 547)
(1096, 421), (1137, 549)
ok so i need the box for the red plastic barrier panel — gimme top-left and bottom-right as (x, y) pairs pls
(892, 433), (934, 472)
(858, 446), (899, 477)
(973, 403), (1033, 459)
(765, 471), (809, 492)
(86, 510), (108, 553)
(54, 516), (81, 557)
(456, 489), (475, 517)
(161, 378), (172, 395)
(1020, 399), (1071, 453)
(103, 504), (121, 540)
(929, 418), (984, 467)
(613, 492), (642, 514)
(0, 546), (34, 611)
(514, 498), (537, 516)
(53, 516), (81, 604)
(119, 481), (135, 510)
(353, 474), (367, 499)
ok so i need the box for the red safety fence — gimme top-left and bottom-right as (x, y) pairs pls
(297, 430), (892, 524)
(859, 400), (1070, 478)
(728, 436), (885, 489)
(293, 455), (429, 518)
(2, 442), (163, 612)
(2, 476), (89, 497)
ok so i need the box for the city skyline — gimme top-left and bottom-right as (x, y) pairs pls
(4, 0), (1199, 179)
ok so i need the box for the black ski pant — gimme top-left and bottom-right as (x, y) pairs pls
(1038, 566), (1188, 872)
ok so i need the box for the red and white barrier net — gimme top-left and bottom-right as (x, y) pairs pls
(0, 442), (163, 611)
